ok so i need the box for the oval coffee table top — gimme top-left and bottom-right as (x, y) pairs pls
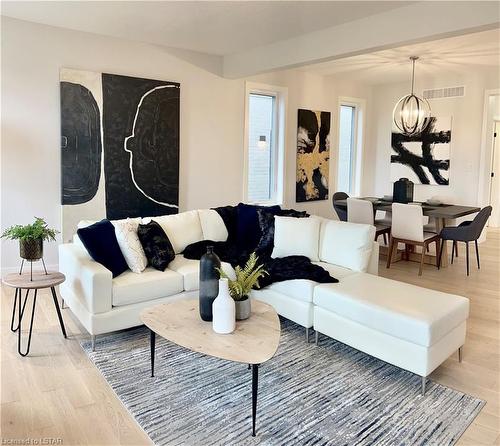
(2, 271), (65, 289)
(140, 298), (281, 365)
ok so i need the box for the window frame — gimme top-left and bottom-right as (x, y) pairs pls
(336, 97), (366, 196)
(243, 82), (287, 206)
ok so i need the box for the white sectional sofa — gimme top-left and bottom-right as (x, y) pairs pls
(59, 209), (469, 394)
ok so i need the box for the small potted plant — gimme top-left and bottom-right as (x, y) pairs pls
(2, 217), (58, 261)
(217, 252), (267, 320)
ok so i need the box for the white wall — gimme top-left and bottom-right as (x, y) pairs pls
(1, 17), (373, 270)
(369, 69), (500, 204)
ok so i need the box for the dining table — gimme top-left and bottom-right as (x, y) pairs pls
(334, 197), (481, 267)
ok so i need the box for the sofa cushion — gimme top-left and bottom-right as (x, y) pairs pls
(272, 216), (321, 261)
(137, 221), (175, 271)
(112, 217), (147, 273)
(112, 268), (183, 307)
(198, 209), (228, 242)
(154, 210), (204, 254)
(267, 279), (317, 303)
(313, 273), (469, 347)
(312, 261), (357, 280)
(167, 255), (236, 292)
(77, 220), (129, 278)
(319, 220), (375, 271)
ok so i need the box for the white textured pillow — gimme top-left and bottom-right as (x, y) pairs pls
(198, 209), (228, 242)
(111, 218), (147, 273)
(272, 216), (321, 261)
(319, 220), (375, 271)
(154, 210), (204, 254)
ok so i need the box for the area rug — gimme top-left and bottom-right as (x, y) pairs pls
(81, 320), (484, 446)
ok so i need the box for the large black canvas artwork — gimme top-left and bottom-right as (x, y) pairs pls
(296, 109), (331, 202)
(391, 116), (451, 185)
(60, 68), (180, 240)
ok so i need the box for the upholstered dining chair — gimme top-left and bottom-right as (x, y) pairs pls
(347, 198), (390, 244)
(333, 191), (348, 221)
(386, 203), (440, 276)
(438, 206), (492, 276)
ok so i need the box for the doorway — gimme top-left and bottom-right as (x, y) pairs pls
(489, 121), (500, 227)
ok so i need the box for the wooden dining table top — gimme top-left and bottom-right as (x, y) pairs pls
(334, 197), (480, 220)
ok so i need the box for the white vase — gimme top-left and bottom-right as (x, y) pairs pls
(212, 278), (235, 334)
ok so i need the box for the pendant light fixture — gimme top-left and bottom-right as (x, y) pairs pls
(393, 56), (431, 136)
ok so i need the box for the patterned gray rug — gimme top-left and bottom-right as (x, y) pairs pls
(81, 320), (484, 446)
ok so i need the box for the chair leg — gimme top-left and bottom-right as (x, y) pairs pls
(386, 237), (395, 269)
(451, 241), (456, 264)
(466, 242), (470, 276)
(435, 239), (441, 268)
(438, 239), (444, 270)
(419, 244), (426, 276)
(383, 233), (387, 245)
(455, 242), (459, 257)
(475, 240), (480, 269)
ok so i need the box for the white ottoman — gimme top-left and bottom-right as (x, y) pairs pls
(312, 272), (469, 394)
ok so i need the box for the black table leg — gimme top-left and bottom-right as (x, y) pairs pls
(50, 287), (67, 338)
(11, 288), (30, 332)
(18, 289), (37, 357)
(150, 329), (156, 377)
(252, 363), (259, 437)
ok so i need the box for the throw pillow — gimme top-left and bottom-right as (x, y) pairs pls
(77, 219), (129, 278)
(153, 210), (204, 254)
(111, 218), (147, 273)
(256, 208), (309, 255)
(236, 203), (280, 251)
(198, 209), (228, 242)
(137, 220), (175, 271)
(212, 205), (238, 242)
(271, 216), (321, 261)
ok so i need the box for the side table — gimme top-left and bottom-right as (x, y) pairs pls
(2, 271), (67, 356)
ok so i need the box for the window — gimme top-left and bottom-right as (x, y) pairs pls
(337, 99), (364, 195)
(244, 83), (286, 204)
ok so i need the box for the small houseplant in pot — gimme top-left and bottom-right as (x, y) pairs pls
(217, 252), (267, 320)
(2, 217), (58, 262)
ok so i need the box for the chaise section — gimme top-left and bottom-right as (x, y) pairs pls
(313, 272), (469, 388)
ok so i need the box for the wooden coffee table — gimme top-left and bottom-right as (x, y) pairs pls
(140, 298), (280, 437)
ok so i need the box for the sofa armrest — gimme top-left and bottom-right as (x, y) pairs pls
(58, 243), (113, 314)
(367, 241), (379, 276)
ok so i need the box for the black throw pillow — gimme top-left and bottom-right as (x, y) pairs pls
(256, 208), (309, 255)
(77, 219), (129, 278)
(137, 221), (175, 271)
(236, 203), (281, 251)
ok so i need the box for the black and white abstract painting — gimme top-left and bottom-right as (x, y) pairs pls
(60, 68), (180, 240)
(391, 116), (451, 185)
(296, 109), (330, 202)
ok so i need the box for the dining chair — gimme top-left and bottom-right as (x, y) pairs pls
(438, 206), (492, 276)
(386, 203), (440, 276)
(347, 198), (390, 243)
(333, 192), (348, 221)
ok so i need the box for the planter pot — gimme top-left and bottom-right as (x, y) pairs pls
(212, 278), (235, 334)
(19, 239), (43, 261)
(235, 296), (251, 320)
(199, 246), (221, 321)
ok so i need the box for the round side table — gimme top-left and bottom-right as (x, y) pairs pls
(2, 271), (67, 356)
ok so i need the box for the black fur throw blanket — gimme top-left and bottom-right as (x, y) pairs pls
(183, 205), (338, 288)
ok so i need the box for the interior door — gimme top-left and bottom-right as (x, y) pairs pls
(489, 121), (500, 227)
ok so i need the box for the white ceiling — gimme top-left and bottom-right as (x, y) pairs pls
(1, 1), (408, 56)
(299, 28), (500, 84)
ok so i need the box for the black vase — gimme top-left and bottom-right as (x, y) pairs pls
(199, 246), (221, 321)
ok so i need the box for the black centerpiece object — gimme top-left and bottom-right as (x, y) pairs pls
(199, 246), (221, 321)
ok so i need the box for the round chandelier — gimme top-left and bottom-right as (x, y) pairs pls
(393, 56), (431, 136)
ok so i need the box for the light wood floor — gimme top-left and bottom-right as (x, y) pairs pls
(1, 229), (499, 445)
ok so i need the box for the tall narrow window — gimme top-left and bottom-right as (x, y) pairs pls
(244, 84), (286, 205)
(337, 105), (356, 194)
